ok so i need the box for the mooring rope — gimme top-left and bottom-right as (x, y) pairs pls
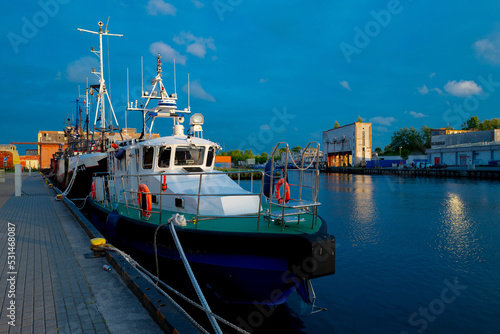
(94, 243), (250, 334)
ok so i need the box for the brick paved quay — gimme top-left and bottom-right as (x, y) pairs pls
(0, 173), (165, 334)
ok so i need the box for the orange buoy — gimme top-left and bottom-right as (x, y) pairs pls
(137, 184), (153, 218)
(275, 178), (290, 204)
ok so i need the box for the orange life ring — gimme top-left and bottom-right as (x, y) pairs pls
(137, 184), (153, 218)
(275, 178), (290, 204)
(91, 181), (96, 200)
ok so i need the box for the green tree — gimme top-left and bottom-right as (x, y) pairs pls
(374, 147), (382, 154)
(420, 125), (431, 149)
(256, 152), (269, 164)
(357, 115), (363, 123)
(334, 120), (340, 129)
(389, 126), (425, 155)
(229, 150), (244, 163)
(383, 144), (393, 155)
(479, 118), (500, 130)
(491, 118), (500, 129)
(461, 116), (480, 130)
(292, 146), (302, 153)
(243, 149), (254, 160)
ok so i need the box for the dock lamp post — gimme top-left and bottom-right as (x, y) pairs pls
(399, 146), (402, 158)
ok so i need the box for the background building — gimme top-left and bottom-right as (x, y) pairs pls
(214, 156), (231, 168)
(38, 131), (67, 169)
(323, 122), (372, 167)
(426, 129), (500, 166)
(0, 144), (20, 169)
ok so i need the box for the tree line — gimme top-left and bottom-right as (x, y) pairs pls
(376, 116), (499, 159)
(218, 146), (303, 163)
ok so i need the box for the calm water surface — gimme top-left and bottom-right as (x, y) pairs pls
(244, 173), (500, 334)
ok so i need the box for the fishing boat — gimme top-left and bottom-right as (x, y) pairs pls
(48, 21), (123, 200)
(86, 40), (335, 310)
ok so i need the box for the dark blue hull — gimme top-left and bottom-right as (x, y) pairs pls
(86, 198), (335, 305)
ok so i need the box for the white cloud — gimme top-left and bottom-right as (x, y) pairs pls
(405, 110), (428, 118)
(146, 0), (176, 16)
(369, 116), (397, 126)
(66, 56), (98, 83)
(432, 87), (444, 95)
(174, 32), (215, 58)
(339, 81), (351, 91)
(192, 0), (204, 8)
(429, 73), (436, 78)
(55, 71), (62, 81)
(418, 85), (429, 95)
(259, 78), (268, 83)
(260, 124), (270, 130)
(149, 42), (187, 65)
(444, 80), (483, 97)
(182, 79), (215, 102)
(473, 33), (500, 64)
(418, 85), (444, 96)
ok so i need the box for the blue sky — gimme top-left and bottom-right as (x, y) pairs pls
(2, 0), (500, 155)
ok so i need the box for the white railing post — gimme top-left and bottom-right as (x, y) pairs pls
(15, 164), (22, 196)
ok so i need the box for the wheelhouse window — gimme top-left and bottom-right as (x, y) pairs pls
(158, 147), (172, 168)
(174, 146), (205, 166)
(207, 147), (215, 167)
(142, 147), (154, 169)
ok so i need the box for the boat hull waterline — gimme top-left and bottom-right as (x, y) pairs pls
(87, 198), (335, 306)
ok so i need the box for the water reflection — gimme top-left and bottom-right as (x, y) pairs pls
(348, 175), (380, 246)
(438, 192), (479, 263)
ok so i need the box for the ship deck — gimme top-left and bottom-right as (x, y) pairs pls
(110, 201), (323, 234)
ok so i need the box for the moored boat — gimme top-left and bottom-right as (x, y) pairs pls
(86, 52), (335, 309)
(48, 21), (123, 200)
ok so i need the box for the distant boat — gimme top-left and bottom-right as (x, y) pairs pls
(48, 21), (123, 200)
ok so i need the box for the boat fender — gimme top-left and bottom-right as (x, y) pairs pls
(276, 178), (290, 204)
(161, 175), (167, 192)
(106, 210), (120, 241)
(137, 184), (153, 218)
(263, 160), (276, 198)
(168, 213), (187, 226)
(91, 181), (96, 200)
(114, 148), (126, 160)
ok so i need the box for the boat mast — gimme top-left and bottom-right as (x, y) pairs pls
(77, 21), (123, 132)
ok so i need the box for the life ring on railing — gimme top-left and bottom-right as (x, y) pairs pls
(275, 178), (290, 204)
(91, 181), (96, 200)
(137, 184), (153, 218)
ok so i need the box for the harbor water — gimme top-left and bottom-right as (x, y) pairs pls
(235, 173), (500, 333)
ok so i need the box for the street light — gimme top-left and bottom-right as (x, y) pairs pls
(399, 146), (402, 157)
